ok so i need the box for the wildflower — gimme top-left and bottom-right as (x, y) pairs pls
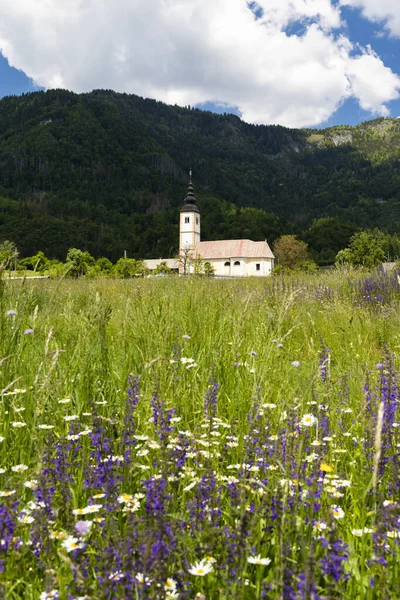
(137, 448), (149, 457)
(0, 490), (16, 497)
(61, 536), (84, 552)
(24, 328), (34, 335)
(135, 573), (151, 584)
(188, 559), (214, 576)
(50, 531), (67, 540)
(92, 493), (106, 499)
(165, 578), (178, 591)
(73, 504), (102, 515)
(0, 437), (4, 443)
(109, 571), (124, 582)
(11, 464), (28, 473)
(6, 310), (16, 317)
(331, 505), (345, 520)
(291, 361), (300, 367)
(376, 363), (384, 370)
(383, 500), (396, 507)
(40, 591), (59, 600)
(301, 414), (317, 427)
(247, 555), (272, 566)
(118, 493), (134, 504)
(74, 520), (93, 537)
(320, 463), (334, 473)
(305, 453), (319, 463)
(37, 424), (54, 430)
(352, 528), (374, 537)
(165, 592), (179, 599)
(58, 398), (71, 404)
(63, 415), (79, 421)
(24, 480), (38, 489)
(387, 531), (400, 539)
(12, 422), (26, 428)
(250, 350), (257, 356)
(182, 334), (191, 339)
(18, 514), (35, 524)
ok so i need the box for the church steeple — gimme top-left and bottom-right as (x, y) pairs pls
(179, 171), (201, 271)
(181, 169), (200, 213)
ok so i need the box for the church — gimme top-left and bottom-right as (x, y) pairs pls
(145, 174), (275, 276)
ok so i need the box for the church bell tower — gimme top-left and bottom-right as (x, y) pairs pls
(179, 171), (200, 272)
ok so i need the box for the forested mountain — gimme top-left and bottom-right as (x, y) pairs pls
(0, 88), (399, 263)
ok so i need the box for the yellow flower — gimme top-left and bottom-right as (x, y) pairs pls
(320, 463), (334, 473)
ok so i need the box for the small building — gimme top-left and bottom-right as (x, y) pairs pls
(145, 173), (275, 276)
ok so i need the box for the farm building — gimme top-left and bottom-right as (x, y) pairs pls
(145, 173), (275, 276)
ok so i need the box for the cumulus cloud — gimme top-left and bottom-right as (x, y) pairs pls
(0, 0), (399, 127)
(340, 0), (400, 37)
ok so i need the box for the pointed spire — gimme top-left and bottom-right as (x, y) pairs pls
(181, 169), (199, 212)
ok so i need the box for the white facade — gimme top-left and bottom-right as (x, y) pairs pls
(208, 257), (274, 277)
(179, 211), (200, 255)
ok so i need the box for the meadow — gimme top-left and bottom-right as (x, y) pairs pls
(0, 269), (400, 599)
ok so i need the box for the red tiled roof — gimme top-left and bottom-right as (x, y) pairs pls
(195, 239), (274, 260)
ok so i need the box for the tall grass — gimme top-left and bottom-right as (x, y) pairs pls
(0, 272), (399, 599)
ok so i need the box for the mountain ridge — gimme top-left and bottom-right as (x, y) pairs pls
(0, 88), (399, 263)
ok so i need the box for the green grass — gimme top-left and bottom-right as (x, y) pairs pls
(0, 272), (399, 599)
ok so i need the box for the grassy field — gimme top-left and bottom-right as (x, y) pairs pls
(0, 270), (400, 599)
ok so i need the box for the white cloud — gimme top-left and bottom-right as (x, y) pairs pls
(340, 0), (400, 37)
(0, 0), (399, 127)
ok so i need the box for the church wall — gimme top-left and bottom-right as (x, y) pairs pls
(207, 257), (274, 277)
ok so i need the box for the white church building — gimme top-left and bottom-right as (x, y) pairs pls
(145, 174), (275, 276)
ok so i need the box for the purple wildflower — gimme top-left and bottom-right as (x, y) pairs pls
(24, 328), (34, 335)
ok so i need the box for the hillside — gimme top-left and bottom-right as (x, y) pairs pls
(0, 88), (399, 262)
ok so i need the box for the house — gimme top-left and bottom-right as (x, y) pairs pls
(145, 173), (275, 276)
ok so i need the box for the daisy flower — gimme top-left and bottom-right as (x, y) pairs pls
(188, 559), (214, 576)
(247, 555), (272, 566)
(301, 414), (317, 427)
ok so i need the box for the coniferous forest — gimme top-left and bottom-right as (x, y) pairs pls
(0, 88), (400, 264)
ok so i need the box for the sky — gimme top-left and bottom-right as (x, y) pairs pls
(0, 0), (400, 129)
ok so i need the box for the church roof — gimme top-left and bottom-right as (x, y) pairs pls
(196, 239), (274, 260)
(180, 171), (200, 213)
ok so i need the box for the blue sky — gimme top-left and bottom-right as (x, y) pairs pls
(0, 0), (399, 129)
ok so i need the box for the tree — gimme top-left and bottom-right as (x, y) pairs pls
(204, 261), (215, 277)
(19, 251), (49, 273)
(114, 258), (147, 278)
(177, 247), (194, 276)
(0, 240), (18, 270)
(96, 257), (113, 274)
(335, 229), (386, 268)
(273, 235), (308, 270)
(154, 262), (172, 275)
(66, 248), (95, 277)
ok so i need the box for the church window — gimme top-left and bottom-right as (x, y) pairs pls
(224, 261), (230, 267)
(185, 217), (190, 224)
(196, 217), (199, 224)
(234, 261), (240, 266)
(256, 263), (261, 271)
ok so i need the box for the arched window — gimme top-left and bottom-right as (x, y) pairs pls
(224, 261), (230, 267)
(234, 261), (240, 266)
